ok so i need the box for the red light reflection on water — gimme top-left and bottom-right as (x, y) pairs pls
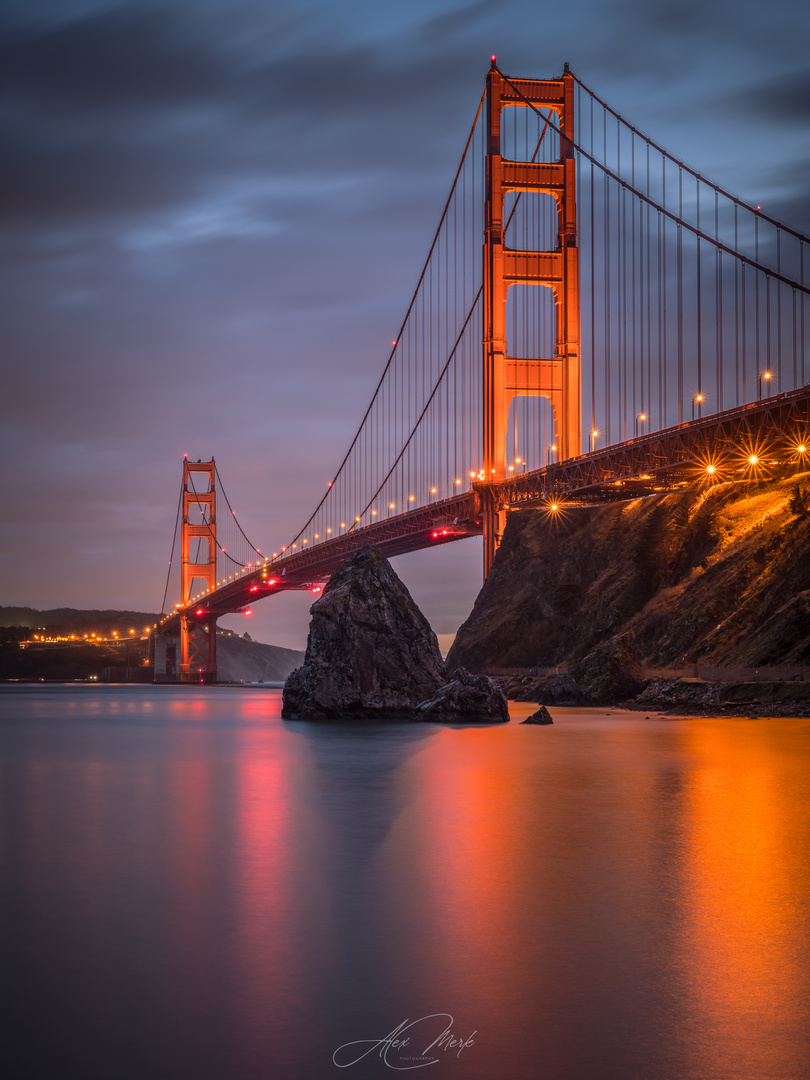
(229, 719), (311, 1048)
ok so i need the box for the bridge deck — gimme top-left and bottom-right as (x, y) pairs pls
(500, 383), (810, 508)
(156, 493), (480, 636)
(155, 385), (809, 638)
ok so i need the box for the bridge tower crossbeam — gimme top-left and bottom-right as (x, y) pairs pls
(482, 61), (580, 574)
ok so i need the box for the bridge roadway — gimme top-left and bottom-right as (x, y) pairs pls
(502, 382), (810, 507)
(155, 384), (809, 639)
(154, 494), (482, 637)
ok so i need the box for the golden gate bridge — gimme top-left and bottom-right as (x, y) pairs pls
(151, 61), (810, 682)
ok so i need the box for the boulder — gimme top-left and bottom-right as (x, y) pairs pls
(412, 667), (509, 723)
(541, 673), (580, 704)
(281, 545), (445, 719)
(522, 705), (553, 724)
(540, 637), (643, 705)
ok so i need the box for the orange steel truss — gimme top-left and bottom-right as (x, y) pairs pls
(481, 61), (580, 574)
(180, 458), (217, 682)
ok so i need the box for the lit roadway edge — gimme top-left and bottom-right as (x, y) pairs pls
(154, 383), (809, 638)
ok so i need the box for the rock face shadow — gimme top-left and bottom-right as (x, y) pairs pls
(290, 720), (435, 853)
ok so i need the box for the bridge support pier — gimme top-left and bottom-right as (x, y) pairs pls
(152, 633), (179, 683)
(179, 615), (217, 683)
(480, 488), (508, 576)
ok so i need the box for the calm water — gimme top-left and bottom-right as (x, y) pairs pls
(1, 685), (809, 1080)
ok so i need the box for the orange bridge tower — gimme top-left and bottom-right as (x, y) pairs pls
(179, 458), (217, 682)
(481, 61), (580, 574)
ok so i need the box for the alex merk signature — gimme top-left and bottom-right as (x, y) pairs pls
(333, 1013), (476, 1070)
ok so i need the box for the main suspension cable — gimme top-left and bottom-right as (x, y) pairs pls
(498, 69), (810, 295)
(280, 85), (488, 553)
(570, 72), (808, 244)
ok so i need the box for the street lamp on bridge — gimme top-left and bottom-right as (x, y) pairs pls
(547, 444), (557, 466)
(759, 370), (773, 400)
(635, 413), (647, 439)
(692, 394), (704, 422)
(588, 429), (599, 453)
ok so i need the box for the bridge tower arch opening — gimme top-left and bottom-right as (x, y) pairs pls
(482, 61), (580, 574)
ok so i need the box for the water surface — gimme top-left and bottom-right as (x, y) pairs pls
(1, 685), (808, 1079)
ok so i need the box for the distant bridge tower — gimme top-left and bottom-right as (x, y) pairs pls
(481, 61), (580, 574)
(179, 457), (217, 682)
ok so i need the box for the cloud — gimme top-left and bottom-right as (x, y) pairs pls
(725, 68), (810, 125)
(0, 0), (500, 277)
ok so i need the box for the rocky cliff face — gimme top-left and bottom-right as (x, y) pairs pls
(448, 472), (810, 672)
(282, 545), (446, 719)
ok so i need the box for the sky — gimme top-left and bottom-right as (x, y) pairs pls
(2, 0), (809, 651)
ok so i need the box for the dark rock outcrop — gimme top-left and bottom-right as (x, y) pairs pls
(542, 637), (643, 705)
(632, 678), (810, 716)
(448, 473), (810, 676)
(522, 705), (553, 724)
(281, 545), (445, 719)
(411, 667), (509, 723)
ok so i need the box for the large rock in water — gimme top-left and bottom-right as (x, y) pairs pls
(411, 667), (509, 723)
(281, 545), (445, 719)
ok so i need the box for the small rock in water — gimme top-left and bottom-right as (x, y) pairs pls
(412, 667), (509, 723)
(281, 545), (445, 719)
(522, 705), (553, 724)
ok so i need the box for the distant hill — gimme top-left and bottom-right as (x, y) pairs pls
(216, 629), (303, 683)
(0, 607), (303, 683)
(0, 607), (161, 634)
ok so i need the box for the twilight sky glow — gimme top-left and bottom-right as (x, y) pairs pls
(2, 0), (809, 650)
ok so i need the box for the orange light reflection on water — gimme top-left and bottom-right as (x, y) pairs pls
(675, 720), (810, 1079)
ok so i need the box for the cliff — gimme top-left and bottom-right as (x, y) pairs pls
(448, 472), (810, 673)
